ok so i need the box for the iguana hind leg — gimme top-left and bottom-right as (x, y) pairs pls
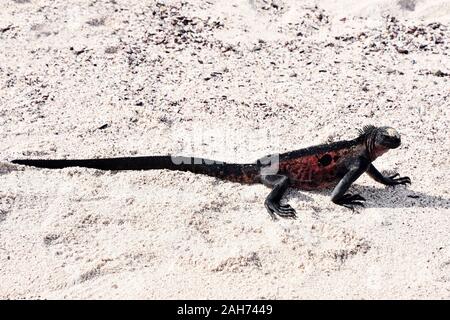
(261, 174), (296, 220)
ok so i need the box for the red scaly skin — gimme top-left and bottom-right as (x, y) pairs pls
(278, 145), (365, 190)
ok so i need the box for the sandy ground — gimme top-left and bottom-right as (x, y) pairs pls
(0, 0), (449, 299)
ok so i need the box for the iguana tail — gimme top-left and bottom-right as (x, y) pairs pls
(11, 156), (261, 184)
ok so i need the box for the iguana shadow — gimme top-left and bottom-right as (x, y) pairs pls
(309, 184), (450, 209)
(284, 189), (314, 203)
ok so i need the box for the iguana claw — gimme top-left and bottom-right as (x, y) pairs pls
(386, 173), (411, 186)
(264, 200), (297, 220)
(333, 193), (366, 209)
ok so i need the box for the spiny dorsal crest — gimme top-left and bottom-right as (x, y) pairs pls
(358, 125), (378, 137)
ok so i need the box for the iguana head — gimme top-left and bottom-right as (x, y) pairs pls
(374, 126), (401, 149)
(359, 125), (401, 160)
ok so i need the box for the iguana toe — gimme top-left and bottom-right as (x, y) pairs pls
(334, 193), (366, 209)
(265, 200), (297, 219)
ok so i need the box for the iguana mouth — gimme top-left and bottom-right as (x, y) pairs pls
(384, 136), (401, 149)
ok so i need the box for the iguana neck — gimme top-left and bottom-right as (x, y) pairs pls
(364, 134), (389, 161)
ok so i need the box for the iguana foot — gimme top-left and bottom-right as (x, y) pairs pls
(264, 200), (297, 220)
(333, 193), (365, 209)
(385, 173), (411, 186)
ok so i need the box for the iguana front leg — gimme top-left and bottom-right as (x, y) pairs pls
(331, 158), (369, 209)
(366, 164), (411, 186)
(261, 174), (296, 220)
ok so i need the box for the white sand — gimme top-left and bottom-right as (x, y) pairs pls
(0, 0), (449, 299)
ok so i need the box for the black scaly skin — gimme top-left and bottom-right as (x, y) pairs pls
(11, 156), (261, 183)
(11, 126), (411, 220)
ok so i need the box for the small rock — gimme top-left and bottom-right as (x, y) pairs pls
(0, 25), (13, 33)
(86, 18), (105, 27)
(43, 234), (60, 246)
(210, 72), (222, 78)
(105, 46), (118, 54)
(433, 70), (449, 77)
(70, 46), (87, 55)
(358, 32), (367, 38)
(386, 68), (396, 74)
(98, 124), (109, 130)
(396, 47), (409, 54)
(428, 22), (441, 30)
(251, 45), (262, 52)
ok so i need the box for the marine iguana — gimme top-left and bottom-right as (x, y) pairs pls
(12, 125), (411, 220)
